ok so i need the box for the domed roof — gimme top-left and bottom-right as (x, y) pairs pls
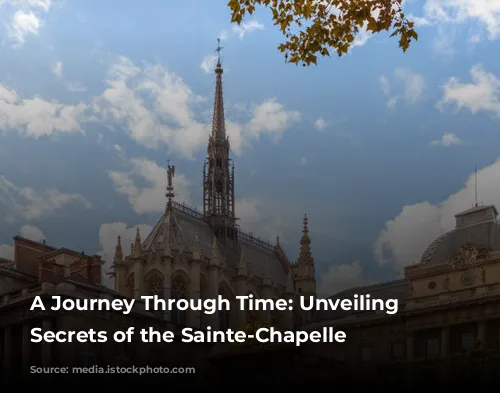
(420, 205), (500, 265)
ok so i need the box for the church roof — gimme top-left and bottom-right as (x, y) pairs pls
(139, 201), (289, 287)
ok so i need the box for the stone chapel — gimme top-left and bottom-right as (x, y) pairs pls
(109, 49), (317, 331)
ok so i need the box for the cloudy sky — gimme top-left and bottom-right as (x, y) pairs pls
(1, 0), (500, 297)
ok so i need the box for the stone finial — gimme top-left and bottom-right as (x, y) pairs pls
(298, 213), (313, 265)
(113, 235), (123, 264)
(133, 227), (142, 258)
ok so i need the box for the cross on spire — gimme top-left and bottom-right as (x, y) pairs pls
(215, 38), (223, 65)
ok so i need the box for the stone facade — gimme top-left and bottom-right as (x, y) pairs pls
(299, 204), (500, 384)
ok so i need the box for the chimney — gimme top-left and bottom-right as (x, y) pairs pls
(38, 259), (55, 282)
(90, 256), (102, 284)
(80, 257), (90, 279)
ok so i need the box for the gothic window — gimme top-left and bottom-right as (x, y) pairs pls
(217, 284), (233, 330)
(147, 272), (164, 298)
(218, 292), (230, 330)
(171, 277), (187, 326)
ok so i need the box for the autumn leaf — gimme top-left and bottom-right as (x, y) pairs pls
(227, 0), (418, 66)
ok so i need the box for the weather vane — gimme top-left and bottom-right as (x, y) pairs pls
(166, 160), (175, 202)
(215, 38), (223, 64)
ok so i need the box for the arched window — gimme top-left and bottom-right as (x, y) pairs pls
(218, 285), (232, 330)
(125, 273), (135, 299)
(171, 277), (187, 326)
(146, 272), (164, 298)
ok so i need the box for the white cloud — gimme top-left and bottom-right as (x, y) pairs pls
(247, 98), (300, 141)
(432, 26), (456, 57)
(108, 158), (191, 215)
(352, 28), (373, 48)
(2, 0), (52, 47)
(235, 198), (288, 243)
(429, 132), (463, 147)
(49, 61), (87, 92)
(97, 222), (153, 288)
(379, 76), (391, 95)
(437, 64), (500, 116)
(0, 224), (45, 260)
(199, 22), (262, 72)
(96, 57), (300, 158)
(420, 0), (500, 41)
(318, 261), (372, 298)
(7, 10), (40, 47)
(66, 82), (87, 92)
(219, 30), (228, 41)
(0, 83), (88, 137)
(200, 54), (218, 74)
(232, 20), (264, 38)
(380, 68), (425, 108)
(52, 61), (62, 77)
(0, 175), (91, 221)
(20, 224), (45, 241)
(395, 68), (425, 104)
(0, 54), (299, 157)
(314, 117), (327, 131)
(374, 160), (500, 272)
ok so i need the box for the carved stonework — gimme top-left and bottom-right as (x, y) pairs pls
(442, 276), (449, 290)
(448, 243), (490, 267)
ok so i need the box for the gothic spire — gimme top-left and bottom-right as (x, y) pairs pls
(203, 38), (236, 234)
(114, 236), (123, 264)
(298, 214), (313, 264)
(133, 227), (142, 258)
(295, 214), (316, 297)
(212, 38), (226, 139)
